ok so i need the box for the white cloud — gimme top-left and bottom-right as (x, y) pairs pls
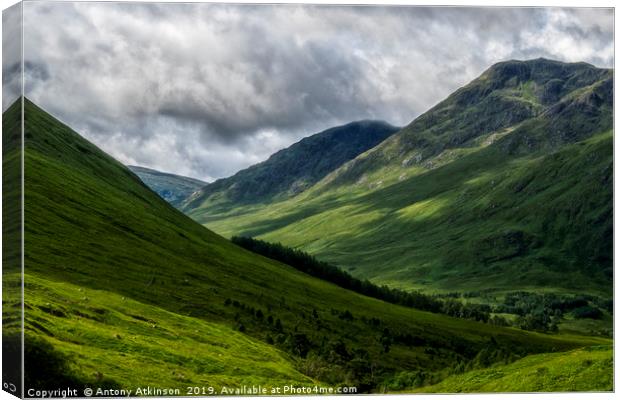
(2, 3), (22, 110)
(19, 3), (614, 181)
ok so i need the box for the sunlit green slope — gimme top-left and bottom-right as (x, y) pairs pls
(413, 345), (612, 393)
(24, 274), (311, 390)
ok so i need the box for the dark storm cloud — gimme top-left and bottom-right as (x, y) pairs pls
(21, 3), (613, 181)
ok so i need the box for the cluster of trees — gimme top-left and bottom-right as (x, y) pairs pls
(382, 343), (519, 391)
(515, 311), (559, 332)
(436, 291), (610, 333)
(439, 299), (492, 323)
(499, 292), (586, 315)
(383, 370), (435, 391)
(494, 292), (607, 332)
(460, 345), (519, 373)
(222, 296), (386, 391)
(224, 297), (322, 359)
(572, 306), (603, 319)
(223, 298), (283, 334)
(297, 338), (381, 391)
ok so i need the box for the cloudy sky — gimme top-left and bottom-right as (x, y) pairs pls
(9, 3), (615, 181)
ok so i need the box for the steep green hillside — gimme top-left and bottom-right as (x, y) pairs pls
(413, 345), (613, 393)
(19, 98), (608, 392)
(188, 59), (613, 296)
(2, 96), (23, 396)
(183, 120), (399, 215)
(128, 165), (207, 207)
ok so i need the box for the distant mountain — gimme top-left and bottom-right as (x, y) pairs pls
(128, 165), (207, 207)
(185, 58), (613, 296)
(17, 98), (592, 391)
(182, 120), (399, 215)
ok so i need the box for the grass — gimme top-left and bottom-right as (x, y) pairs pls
(412, 345), (613, 393)
(24, 274), (311, 389)
(7, 98), (611, 392)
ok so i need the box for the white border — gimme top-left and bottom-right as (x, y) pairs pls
(0, 1), (616, 400)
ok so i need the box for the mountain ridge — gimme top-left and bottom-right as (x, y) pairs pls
(317, 58), (612, 191)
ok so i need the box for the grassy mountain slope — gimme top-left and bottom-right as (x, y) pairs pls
(128, 165), (207, 207)
(2, 97), (23, 396)
(413, 345), (612, 393)
(25, 274), (311, 389)
(186, 59), (613, 295)
(183, 120), (399, 215)
(18, 98), (609, 391)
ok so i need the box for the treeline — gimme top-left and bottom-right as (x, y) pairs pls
(494, 291), (609, 333)
(232, 236), (491, 323)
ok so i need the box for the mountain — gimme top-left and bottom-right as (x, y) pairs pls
(182, 120), (399, 216)
(183, 59), (613, 296)
(321, 58), (612, 189)
(9, 98), (607, 392)
(128, 165), (207, 207)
